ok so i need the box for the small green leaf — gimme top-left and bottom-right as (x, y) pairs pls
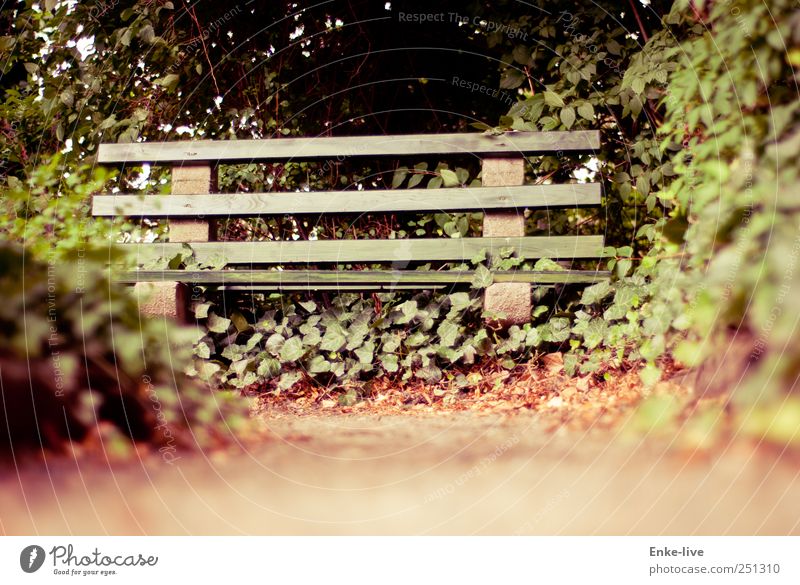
(257, 358), (281, 377)
(427, 176), (443, 189)
(280, 336), (305, 362)
(266, 333), (285, 355)
(299, 299), (317, 312)
(448, 292), (472, 312)
(355, 341), (375, 364)
(194, 302), (212, 319)
(408, 173), (425, 188)
(392, 166), (408, 189)
(577, 102), (594, 120)
(640, 364), (661, 387)
(440, 169), (460, 187)
(544, 91), (565, 108)
(207, 312), (231, 333)
(580, 281), (613, 305)
(320, 328), (346, 352)
(278, 371), (302, 390)
(155, 73), (180, 91)
(437, 320), (459, 347)
(307, 354), (331, 374)
(380, 353), (399, 373)
(406, 331), (428, 347)
(470, 248), (487, 264)
(560, 107), (576, 129)
(244, 332), (263, 351)
(471, 265), (493, 289)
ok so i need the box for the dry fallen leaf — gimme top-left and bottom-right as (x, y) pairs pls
(541, 352), (564, 374)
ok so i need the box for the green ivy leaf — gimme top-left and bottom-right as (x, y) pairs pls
(408, 173), (425, 188)
(278, 371), (302, 390)
(580, 281), (613, 305)
(427, 176), (443, 189)
(198, 361), (222, 381)
(299, 300), (317, 312)
(244, 332), (263, 351)
(640, 364), (662, 387)
(320, 327), (346, 352)
(437, 320), (459, 347)
(471, 265), (493, 289)
(355, 341), (375, 364)
(470, 248), (487, 264)
(396, 300), (418, 324)
(307, 354), (331, 374)
(406, 331), (428, 347)
(207, 312), (231, 334)
(380, 353), (399, 373)
(257, 358), (281, 377)
(194, 302), (212, 319)
(280, 336), (305, 362)
(266, 333), (286, 356)
(448, 292), (472, 312)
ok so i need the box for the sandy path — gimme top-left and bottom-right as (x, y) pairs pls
(1, 412), (798, 535)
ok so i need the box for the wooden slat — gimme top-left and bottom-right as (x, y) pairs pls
(91, 184), (601, 217)
(97, 131), (600, 164)
(219, 285), (451, 292)
(113, 269), (610, 285)
(121, 236), (605, 265)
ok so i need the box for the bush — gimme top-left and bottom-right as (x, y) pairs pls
(0, 159), (255, 458)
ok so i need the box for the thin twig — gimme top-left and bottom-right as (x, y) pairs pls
(627, 0), (649, 42)
(187, 5), (220, 94)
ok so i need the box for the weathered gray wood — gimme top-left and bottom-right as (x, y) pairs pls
(97, 131), (601, 164)
(120, 236), (605, 265)
(114, 269), (610, 285)
(219, 285), (451, 291)
(91, 184), (601, 217)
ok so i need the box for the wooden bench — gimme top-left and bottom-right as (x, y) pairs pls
(93, 131), (607, 324)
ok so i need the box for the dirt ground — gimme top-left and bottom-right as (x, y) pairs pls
(1, 410), (798, 535)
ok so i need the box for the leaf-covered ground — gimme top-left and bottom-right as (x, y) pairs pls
(259, 354), (665, 429)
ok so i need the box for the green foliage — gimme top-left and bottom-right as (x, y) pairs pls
(0, 155), (125, 258)
(0, 150), (253, 457)
(652, 0), (800, 404)
(192, 290), (503, 391)
(0, 241), (254, 456)
(181, 244), (596, 390)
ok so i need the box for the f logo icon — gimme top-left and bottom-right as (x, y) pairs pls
(20, 545), (45, 573)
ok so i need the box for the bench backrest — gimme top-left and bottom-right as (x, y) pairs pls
(92, 131), (604, 270)
(92, 131), (603, 264)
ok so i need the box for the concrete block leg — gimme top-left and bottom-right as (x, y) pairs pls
(481, 158), (531, 325)
(138, 164), (215, 320)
